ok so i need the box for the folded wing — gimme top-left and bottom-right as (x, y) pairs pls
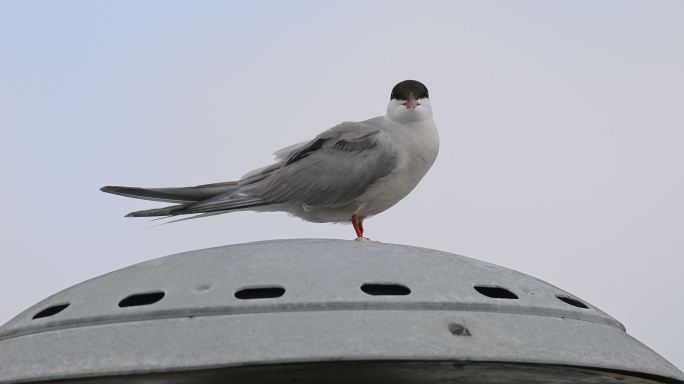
(176, 121), (398, 215)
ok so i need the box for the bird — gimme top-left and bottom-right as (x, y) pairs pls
(101, 80), (439, 240)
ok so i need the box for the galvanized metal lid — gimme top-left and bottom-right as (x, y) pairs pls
(1, 239), (682, 383)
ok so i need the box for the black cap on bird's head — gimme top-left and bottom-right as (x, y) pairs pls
(391, 80), (429, 101)
(390, 80), (429, 110)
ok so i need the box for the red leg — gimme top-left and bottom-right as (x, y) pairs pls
(351, 215), (364, 238)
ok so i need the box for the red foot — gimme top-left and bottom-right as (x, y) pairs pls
(351, 215), (364, 238)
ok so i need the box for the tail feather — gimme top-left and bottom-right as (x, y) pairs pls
(124, 196), (271, 218)
(100, 181), (238, 204)
(160, 212), (227, 224)
(125, 204), (188, 217)
(101, 180), (273, 219)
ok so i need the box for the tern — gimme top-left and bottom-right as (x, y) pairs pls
(101, 80), (439, 240)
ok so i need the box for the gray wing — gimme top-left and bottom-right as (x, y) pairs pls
(258, 122), (398, 207)
(180, 121), (398, 214)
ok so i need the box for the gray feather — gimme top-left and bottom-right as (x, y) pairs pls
(182, 121), (398, 213)
(256, 121), (398, 207)
(103, 121), (400, 219)
(100, 181), (238, 203)
(125, 204), (189, 217)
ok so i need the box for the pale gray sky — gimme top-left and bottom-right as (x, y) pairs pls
(1, 0), (682, 368)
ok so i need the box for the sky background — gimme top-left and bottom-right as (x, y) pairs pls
(1, 0), (682, 369)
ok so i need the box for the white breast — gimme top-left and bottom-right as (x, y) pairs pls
(355, 118), (439, 217)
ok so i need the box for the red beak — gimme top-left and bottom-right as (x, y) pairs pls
(402, 95), (420, 110)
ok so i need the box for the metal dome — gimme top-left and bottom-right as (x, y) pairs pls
(1, 239), (682, 383)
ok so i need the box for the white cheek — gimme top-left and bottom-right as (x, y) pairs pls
(386, 99), (432, 123)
